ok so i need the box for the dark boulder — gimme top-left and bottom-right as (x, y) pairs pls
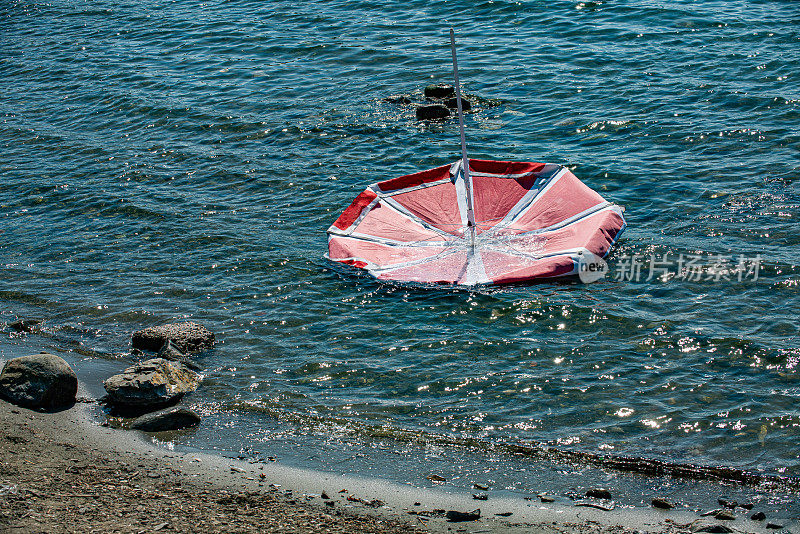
(444, 97), (471, 110)
(0, 353), (77, 410)
(416, 104), (450, 121)
(424, 84), (455, 99)
(132, 322), (214, 353)
(103, 358), (199, 409)
(130, 406), (201, 432)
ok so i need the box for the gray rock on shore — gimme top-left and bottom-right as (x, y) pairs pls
(130, 406), (201, 432)
(0, 352), (77, 411)
(132, 322), (215, 353)
(103, 358), (199, 409)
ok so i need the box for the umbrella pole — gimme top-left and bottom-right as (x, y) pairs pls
(450, 29), (477, 250)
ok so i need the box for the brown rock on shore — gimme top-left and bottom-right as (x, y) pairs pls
(132, 322), (215, 353)
(103, 358), (199, 409)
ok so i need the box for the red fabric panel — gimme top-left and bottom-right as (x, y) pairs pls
(469, 159), (545, 176)
(507, 170), (605, 232)
(391, 182), (463, 235)
(353, 202), (446, 243)
(377, 164), (451, 192)
(332, 190), (378, 231)
(328, 235), (450, 269)
(483, 253), (576, 285)
(472, 174), (535, 232)
(506, 209), (624, 258)
(376, 250), (468, 284)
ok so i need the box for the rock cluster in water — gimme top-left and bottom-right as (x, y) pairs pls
(385, 83), (474, 122)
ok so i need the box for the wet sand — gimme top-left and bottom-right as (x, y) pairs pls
(0, 393), (740, 534)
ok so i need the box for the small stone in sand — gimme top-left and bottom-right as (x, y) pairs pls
(751, 511), (766, 521)
(472, 493), (487, 501)
(766, 523), (784, 530)
(714, 510), (735, 520)
(445, 509), (480, 522)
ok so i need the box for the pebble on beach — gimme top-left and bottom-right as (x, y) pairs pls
(132, 322), (215, 353)
(0, 352), (77, 411)
(445, 509), (480, 522)
(130, 406), (201, 432)
(103, 358), (199, 410)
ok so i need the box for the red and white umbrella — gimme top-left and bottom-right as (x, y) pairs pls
(326, 31), (625, 286)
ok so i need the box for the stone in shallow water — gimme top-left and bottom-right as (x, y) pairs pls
(651, 497), (674, 510)
(131, 322), (215, 353)
(416, 104), (450, 121)
(424, 84), (455, 99)
(0, 353), (77, 410)
(444, 97), (471, 110)
(585, 487), (612, 500)
(9, 319), (42, 333)
(103, 358), (199, 409)
(130, 406), (201, 431)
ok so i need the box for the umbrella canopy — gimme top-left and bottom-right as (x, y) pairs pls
(326, 159), (626, 285)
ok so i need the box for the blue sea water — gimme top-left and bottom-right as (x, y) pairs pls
(1, 0), (799, 504)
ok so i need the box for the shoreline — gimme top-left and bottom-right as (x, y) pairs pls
(0, 390), (781, 534)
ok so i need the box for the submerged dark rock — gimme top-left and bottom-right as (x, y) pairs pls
(130, 406), (201, 432)
(585, 488), (613, 500)
(384, 94), (412, 105)
(651, 497), (674, 510)
(132, 322), (215, 353)
(0, 353), (77, 411)
(416, 104), (450, 121)
(103, 358), (199, 409)
(9, 319), (42, 333)
(424, 84), (455, 99)
(444, 97), (471, 110)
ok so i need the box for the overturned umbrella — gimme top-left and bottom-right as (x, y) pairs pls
(326, 30), (625, 286)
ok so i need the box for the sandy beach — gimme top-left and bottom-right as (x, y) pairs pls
(4, 388), (782, 534)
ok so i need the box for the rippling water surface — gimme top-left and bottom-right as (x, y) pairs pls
(2, 0), (799, 490)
